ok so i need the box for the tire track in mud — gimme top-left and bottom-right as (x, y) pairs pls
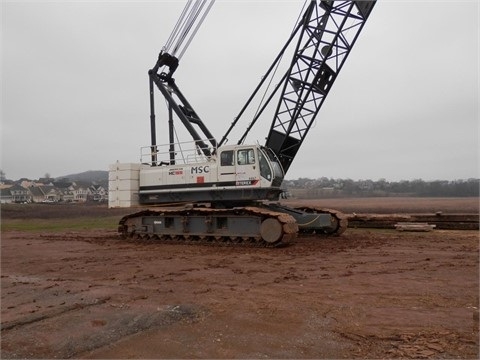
(1, 296), (111, 331)
(1, 232), (207, 359)
(1, 296), (206, 359)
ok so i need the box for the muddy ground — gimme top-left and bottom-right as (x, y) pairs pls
(1, 198), (479, 359)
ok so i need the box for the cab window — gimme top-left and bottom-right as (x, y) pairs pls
(237, 149), (255, 165)
(258, 149), (272, 180)
(220, 150), (234, 166)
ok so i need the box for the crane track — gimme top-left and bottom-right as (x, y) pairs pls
(125, 233), (285, 248)
(293, 206), (348, 236)
(118, 206), (298, 247)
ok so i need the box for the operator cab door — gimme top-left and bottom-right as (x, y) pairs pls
(218, 149), (236, 185)
(235, 148), (258, 186)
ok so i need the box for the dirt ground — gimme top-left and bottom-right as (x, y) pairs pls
(1, 198), (479, 359)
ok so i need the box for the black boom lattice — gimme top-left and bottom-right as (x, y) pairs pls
(264, 0), (375, 173)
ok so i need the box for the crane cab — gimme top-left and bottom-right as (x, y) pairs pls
(138, 143), (285, 205)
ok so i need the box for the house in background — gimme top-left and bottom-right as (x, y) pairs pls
(29, 186), (46, 203)
(1, 175), (110, 204)
(0, 188), (13, 203)
(72, 184), (89, 202)
(7, 184), (31, 203)
(0, 184), (32, 203)
(41, 186), (62, 202)
(27, 185), (62, 202)
(59, 188), (75, 202)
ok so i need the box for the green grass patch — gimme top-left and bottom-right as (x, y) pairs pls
(1, 216), (120, 232)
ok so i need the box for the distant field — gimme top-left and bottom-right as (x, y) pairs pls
(283, 197), (479, 214)
(1, 203), (130, 232)
(1, 203), (131, 220)
(1, 217), (121, 232)
(1, 197), (478, 221)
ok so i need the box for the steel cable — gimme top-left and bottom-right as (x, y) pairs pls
(178, 0), (215, 60)
(163, 0), (215, 60)
(164, 0), (193, 52)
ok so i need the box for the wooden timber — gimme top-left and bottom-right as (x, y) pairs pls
(347, 213), (478, 230)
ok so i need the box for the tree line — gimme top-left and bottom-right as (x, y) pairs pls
(283, 178), (479, 198)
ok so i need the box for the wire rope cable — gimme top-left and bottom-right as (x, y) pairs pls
(171, 0), (202, 56)
(165, 0), (215, 59)
(241, 0), (309, 143)
(163, 0), (192, 52)
(178, 0), (215, 60)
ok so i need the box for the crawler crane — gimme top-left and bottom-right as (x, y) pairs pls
(109, 0), (376, 246)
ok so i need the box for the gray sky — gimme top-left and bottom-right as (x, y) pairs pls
(2, 0), (478, 181)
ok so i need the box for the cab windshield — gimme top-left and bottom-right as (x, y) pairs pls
(259, 147), (284, 186)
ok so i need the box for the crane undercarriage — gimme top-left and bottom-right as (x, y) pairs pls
(118, 203), (347, 247)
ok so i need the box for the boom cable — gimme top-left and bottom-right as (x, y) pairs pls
(164, 0), (215, 60)
(163, 0), (192, 52)
(178, 0), (215, 60)
(234, 0), (310, 145)
(252, 1), (308, 122)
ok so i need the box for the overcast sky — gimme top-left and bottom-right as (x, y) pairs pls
(2, 0), (478, 181)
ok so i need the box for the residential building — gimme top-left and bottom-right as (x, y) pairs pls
(8, 184), (31, 203)
(0, 188), (13, 203)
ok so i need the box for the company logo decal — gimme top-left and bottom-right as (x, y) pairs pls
(236, 180), (259, 186)
(191, 165), (210, 174)
(168, 168), (184, 175)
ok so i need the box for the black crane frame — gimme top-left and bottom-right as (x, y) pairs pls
(263, 0), (375, 173)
